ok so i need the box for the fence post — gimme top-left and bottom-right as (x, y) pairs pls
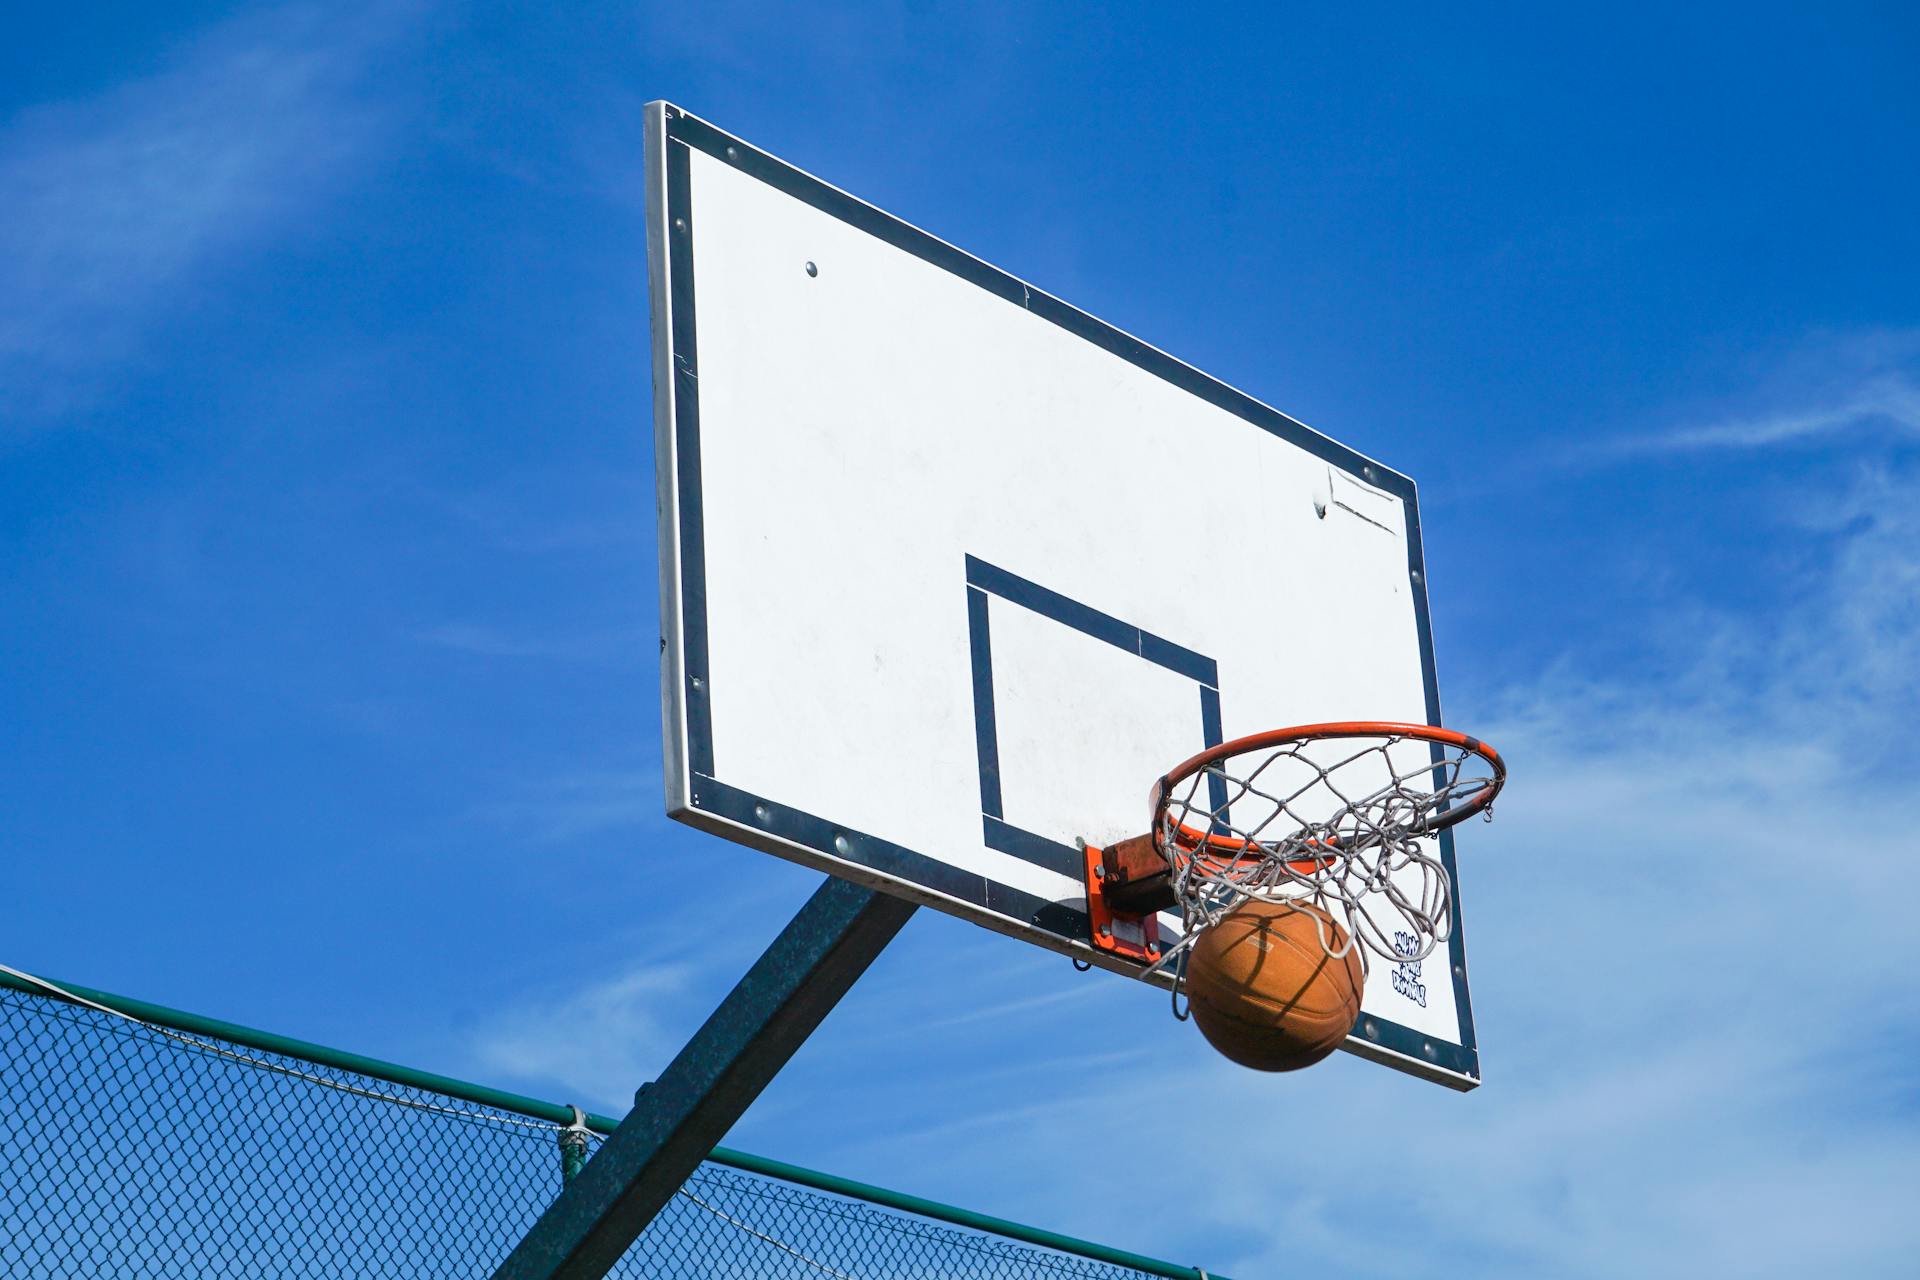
(558, 1107), (591, 1186)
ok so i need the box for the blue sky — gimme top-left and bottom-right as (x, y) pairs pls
(4, 3), (1918, 1275)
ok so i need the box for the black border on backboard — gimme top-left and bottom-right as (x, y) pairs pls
(645, 102), (1479, 1088)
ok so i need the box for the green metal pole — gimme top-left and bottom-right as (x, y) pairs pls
(491, 877), (917, 1280)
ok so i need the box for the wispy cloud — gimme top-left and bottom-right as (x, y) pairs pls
(471, 966), (699, 1112)
(471, 770), (657, 844)
(464, 862), (832, 1112)
(1609, 331), (1920, 456)
(1647, 372), (1918, 452)
(414, 622), (647, 663)
(0, 4), (406, 421)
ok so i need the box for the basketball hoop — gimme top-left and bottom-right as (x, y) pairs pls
(1119, 723), (1505, 979)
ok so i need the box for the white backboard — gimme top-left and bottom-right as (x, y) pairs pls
(645, 104), (1480, 1088)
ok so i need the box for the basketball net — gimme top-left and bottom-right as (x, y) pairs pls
(1144, 724), (1505, 980)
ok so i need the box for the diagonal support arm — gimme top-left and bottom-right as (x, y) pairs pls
(491, 875), (917, 1280)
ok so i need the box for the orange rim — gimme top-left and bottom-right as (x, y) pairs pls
(1166, 822), (1335, 874)
(1149, 721), (1507, 866)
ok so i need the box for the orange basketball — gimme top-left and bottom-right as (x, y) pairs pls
(1184, 899), (1364, 1072)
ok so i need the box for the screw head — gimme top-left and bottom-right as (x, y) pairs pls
(805, 261), (818, 277)
(726, 145), (739, 161)
(1098, 924), (1111, 938)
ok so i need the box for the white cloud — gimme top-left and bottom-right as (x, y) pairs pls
(0, 4), (405, 421)
(1663, 372), (1918, 451)
(471, 966), (698, 1113)
(465, 859), (831, 1113)
(1612, 332), (1920, 456)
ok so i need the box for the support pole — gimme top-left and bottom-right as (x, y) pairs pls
(491, 876), (916, 1280)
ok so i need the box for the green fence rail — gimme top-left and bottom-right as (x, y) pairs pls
(0, 968), (1224, 1279)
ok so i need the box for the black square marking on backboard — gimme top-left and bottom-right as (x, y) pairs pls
(963, 555), (1229, 879)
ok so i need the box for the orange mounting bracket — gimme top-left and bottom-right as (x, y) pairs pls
(1082, 837), (1164, 964)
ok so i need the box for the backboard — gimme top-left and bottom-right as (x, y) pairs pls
(645, 103), (1480, 1088)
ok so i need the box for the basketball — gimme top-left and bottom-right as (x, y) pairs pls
(1184, 899), (1365, 1072)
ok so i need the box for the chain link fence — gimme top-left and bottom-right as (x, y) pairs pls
(0, 974), (1211, 1279)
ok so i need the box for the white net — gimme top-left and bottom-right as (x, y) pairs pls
(1149, 726), (1502, 977)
